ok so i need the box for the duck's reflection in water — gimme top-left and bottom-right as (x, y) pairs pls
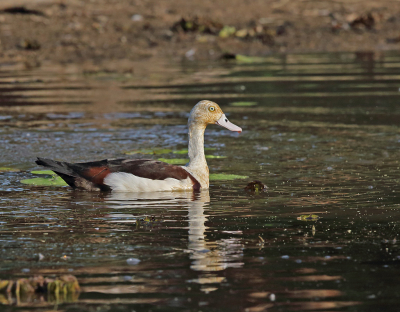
(105, 190), (244, 273)
(187, 190), (244, 273)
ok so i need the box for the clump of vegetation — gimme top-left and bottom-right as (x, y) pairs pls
(171, 17), (224, 35)
(136, 216), (163, 229)
(210, 173), (248, 181)
(297, 214), (321, 221)
(172, 16), (288, 46)
(244, 180), (267, 193)
(0, 275), (80, 305)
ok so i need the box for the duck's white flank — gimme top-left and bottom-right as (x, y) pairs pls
(104, 172), (193, 192)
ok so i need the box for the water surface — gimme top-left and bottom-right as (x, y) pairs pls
(1, 52), (400, 311)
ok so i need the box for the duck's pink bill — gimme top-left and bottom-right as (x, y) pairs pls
(215, 114), (242, 133)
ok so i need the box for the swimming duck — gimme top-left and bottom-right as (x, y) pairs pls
(36, 100), (242, 192)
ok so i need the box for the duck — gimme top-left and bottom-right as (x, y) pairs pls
(35, 100), (242, 192)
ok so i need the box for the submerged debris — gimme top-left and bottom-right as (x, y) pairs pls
(297, 214), (321, 221)
(0, 275), (80, 305)
(136, 216), (163, 229)
(258, 235), (265, 249)
(244, 180), (267, 193)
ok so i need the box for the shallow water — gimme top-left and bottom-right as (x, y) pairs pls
(1, 52), (400, 311)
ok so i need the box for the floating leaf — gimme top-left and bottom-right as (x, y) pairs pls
(0, 167), (20, 172)
(31, 170), (55, 175)
(20, 176), (68, 186)
(297, 214), (321, 221)
(235, 54), (264, 63)
(210, 173), (248, 181)
(125, 148), (172, 155)
(158, 158), (188, 165)
(230, 101), (257, 107)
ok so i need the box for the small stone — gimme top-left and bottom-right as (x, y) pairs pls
(131, 14), (143, 22)
(19, 39), (41, 50)
(126, 258), (140, 265)
(185, 48), (196, 59)
(270, 293), (276, 301)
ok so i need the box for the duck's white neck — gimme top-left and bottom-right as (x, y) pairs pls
(186, 122), (209, 188)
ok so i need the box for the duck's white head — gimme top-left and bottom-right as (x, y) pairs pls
(188, 100), (242, 133)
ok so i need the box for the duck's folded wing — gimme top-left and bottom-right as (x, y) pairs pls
(36, 158), (200, 191)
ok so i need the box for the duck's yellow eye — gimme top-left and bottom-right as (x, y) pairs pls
(209, 106), (215, 112)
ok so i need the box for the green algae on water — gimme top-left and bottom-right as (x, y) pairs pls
(159, 155), (226, 164)
(210, 173), (248, 181)
(205, 155), (226, 159)
(173, 147), (216, 155)
(126, 148), (218, 156)
(158, 158), (188, 165)
(125, 148), (173, 155)
(0, 167), (21, 172)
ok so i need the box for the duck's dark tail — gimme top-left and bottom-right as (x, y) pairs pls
(35, 157), (78, 188)
(35, 157), (110, 191)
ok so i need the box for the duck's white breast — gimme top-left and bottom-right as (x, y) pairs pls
(104, 172), (194, 192)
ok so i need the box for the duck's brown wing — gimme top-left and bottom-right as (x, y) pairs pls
(35, 158), (200, 191)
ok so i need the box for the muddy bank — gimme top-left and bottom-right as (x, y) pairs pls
(1, 0), (400, 70)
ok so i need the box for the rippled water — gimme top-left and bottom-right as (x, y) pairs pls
(1, 52), (400, 311)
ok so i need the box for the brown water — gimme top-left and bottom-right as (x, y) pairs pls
(1, 52), (400, 311)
